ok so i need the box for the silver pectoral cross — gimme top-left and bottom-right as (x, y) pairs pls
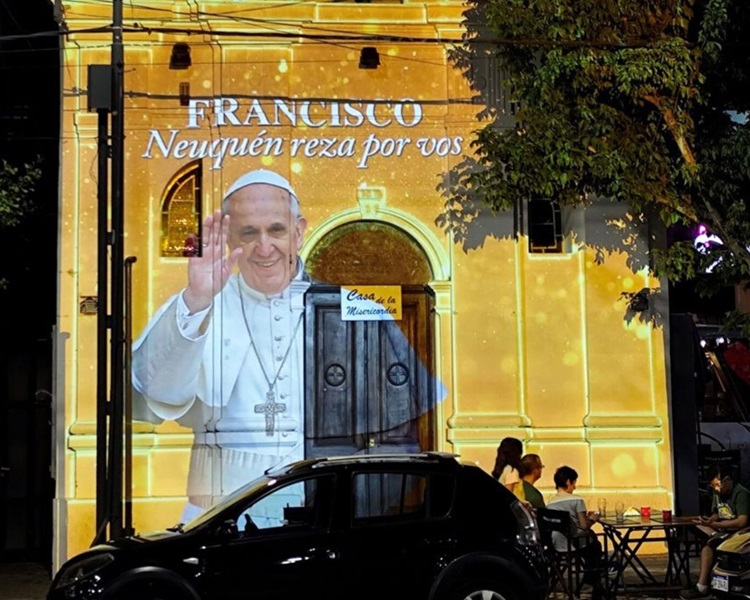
(254, 389), (286, 436)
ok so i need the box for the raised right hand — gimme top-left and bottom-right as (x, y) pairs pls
(183, 210), (242, 313)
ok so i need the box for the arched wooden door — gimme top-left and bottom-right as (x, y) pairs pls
(304, 221), (437, 458)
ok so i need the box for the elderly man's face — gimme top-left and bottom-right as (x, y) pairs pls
(227, 183), (307, 295)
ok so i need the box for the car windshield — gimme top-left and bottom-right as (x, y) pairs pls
(181, 475), (276, 533)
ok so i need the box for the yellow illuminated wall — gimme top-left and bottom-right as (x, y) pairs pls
(55, 1), (674, 566)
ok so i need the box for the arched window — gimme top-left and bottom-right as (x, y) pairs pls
(306, 221), (432, 285)
(160, 161), (202, 257)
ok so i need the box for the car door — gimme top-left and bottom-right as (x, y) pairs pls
(341, 468), (457, 600)
(197, 474), (343, 600)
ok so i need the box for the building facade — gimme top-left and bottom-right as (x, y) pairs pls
(55, 0), (673, 565)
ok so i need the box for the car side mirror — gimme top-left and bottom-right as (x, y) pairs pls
(215, 519), (238, 540)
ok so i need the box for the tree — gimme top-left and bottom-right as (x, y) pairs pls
(0, 158), (42, 288)
(441, 0), (750, 323)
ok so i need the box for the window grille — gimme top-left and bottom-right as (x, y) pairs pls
(528, 198), (563, 253)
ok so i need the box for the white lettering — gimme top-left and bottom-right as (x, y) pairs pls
(343, 103), (365, 127)
(273, 99), (297, 126)
(303, 139), (320, 157)
(141, 129), (179, 158)
(359, 133), (380, 168)
(214, 98), (242, 127)
(299, 101), (326, 128)
(290, 138), (306, 156)
(187, 100), (211, 129)
(141, 130), (285, 169)
(394, 100), (422, 127)
(451, 136), (463, 155)
(227, 137), (249, 157)
(173, 139), (190, 159)
(329, 102), (341, 127)
(187, 139), (208, 159)
(357, 134), (411, 168)
(188, 97), (425, 129)
(337, 138), (356, 157)
(319, 138), (337, 158)
(242, 99), (271, 126)
(366, 101), (392, 128)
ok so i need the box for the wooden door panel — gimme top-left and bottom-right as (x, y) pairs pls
(305, 292), (365, 458)
(305, 286), (435, 459)
(371, 294), (433, 452)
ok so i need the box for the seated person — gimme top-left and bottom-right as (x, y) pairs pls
(547, 465), (604, 599)
(519, 453), (546, 510)
(492, 437), (525, 501)
(680, 466), (750, 600)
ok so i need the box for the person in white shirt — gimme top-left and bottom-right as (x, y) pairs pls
(133, 169), (309, 523)
(547, 465), (605, 600)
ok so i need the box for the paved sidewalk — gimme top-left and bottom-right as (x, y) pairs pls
(0, 563), (50, 600)
(550, 552), (701, 599)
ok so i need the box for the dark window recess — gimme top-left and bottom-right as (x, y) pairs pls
(528, 199), (563, 253)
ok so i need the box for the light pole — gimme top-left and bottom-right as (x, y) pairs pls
(89, 0), (127, 544)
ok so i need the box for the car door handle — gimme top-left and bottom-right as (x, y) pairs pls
(311, 548), (338, 560)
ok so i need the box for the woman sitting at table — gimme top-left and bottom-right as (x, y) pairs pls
(547, 465), (605, 600)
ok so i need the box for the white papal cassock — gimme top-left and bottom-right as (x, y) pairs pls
(132, 270), (310, 517)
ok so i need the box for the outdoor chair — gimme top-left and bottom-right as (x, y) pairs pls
(537, 507), (607, 600)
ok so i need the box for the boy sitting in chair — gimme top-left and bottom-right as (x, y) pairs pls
(547, 465), (605, 600)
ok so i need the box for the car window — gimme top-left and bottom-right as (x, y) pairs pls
(234, 475), (334, 535)
(352, 472), (455, 524)
(182, 475), (273, 533)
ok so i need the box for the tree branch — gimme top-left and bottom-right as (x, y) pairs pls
(642, 95), (750, 268)
(642, 94), (696, 168)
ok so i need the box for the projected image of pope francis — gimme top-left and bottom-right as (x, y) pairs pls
(133, 169), (311, 523)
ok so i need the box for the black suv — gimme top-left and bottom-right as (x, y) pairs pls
(48, 453), (548, 600)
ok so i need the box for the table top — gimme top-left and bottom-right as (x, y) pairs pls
(599, 515), (701, 529)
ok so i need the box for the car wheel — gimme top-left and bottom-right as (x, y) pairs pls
(444, 579), (519, 600)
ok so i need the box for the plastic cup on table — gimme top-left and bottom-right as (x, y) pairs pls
(662, 509), (672, 522)
(597, 498), (607, 518)
(640, 506), (651, 519)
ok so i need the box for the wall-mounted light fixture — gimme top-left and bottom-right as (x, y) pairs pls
(170, 43), (192, 70)
(359, 47), (380, 69)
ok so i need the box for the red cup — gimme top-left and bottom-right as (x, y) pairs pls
(640, 506), (651, 519)
(662, 509), (672, 522)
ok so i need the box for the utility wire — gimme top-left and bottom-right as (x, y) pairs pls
(0, 20), (691, 50)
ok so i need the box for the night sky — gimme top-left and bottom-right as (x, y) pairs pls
(0, 0), (58, 336)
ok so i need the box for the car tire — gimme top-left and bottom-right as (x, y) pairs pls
(442, 579), (519, 600)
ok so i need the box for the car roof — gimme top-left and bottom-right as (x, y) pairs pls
(266, 451), (468, 477)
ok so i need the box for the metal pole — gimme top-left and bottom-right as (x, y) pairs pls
(123, 256), (137, 537)
(108, 0), (125, 540)
(93, 108), (110, 545)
